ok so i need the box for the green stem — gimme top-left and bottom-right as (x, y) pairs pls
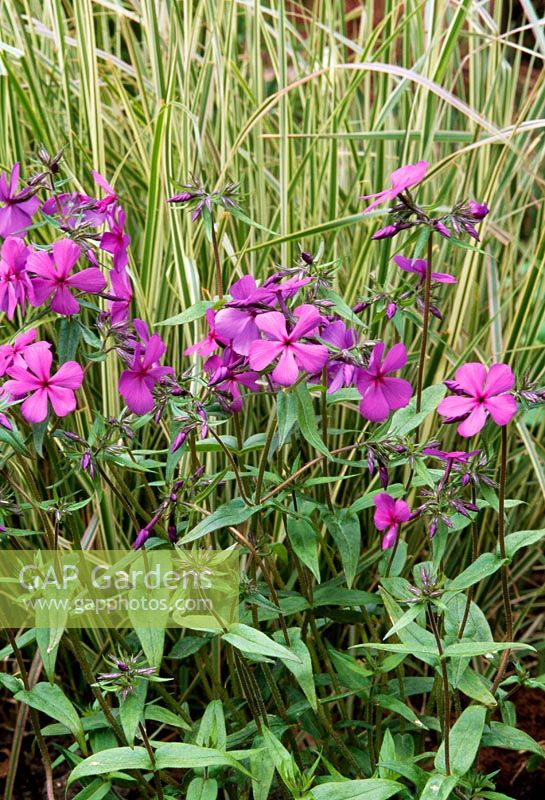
(6, 629), (55, 800)
(210, 217), (224, 299)
(428, 606), (451, 775)
(416, 234), (433, 413)
(458, 486), (478, 639)
(492, 425), (513, 693)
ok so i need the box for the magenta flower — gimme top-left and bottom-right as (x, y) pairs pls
(422, 447), (480, 464)
(356, 342), (413, 422)
(41, 192), (106, 228)
(360, 161), (429, 214)
(108, 268), (133, 325)
(91, 171), (118, 214)
(0, 237), (33, 320)
(0, 329), (42, 377)
(100, 207), (131, 271)
(206, 348), (260, 411)
(437, 362), (517, 437)
(184, 309), (229, 358)
(0, 164), (40, 238)
(373, 492), (411, 550)
(3, 342), (84, 424)
(215, 276), (274, 356)
(118, 324), (174, 415)
(321, 320), (358, 393)
(393, 255), (456, 285)
(249, 304), (328, 386)
(27, 239), (106, 316)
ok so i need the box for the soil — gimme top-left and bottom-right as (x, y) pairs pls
(478, 688), (545, 799)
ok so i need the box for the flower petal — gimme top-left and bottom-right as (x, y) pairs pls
(48, 386), (77, 417)
(50, 361), (84, 390)
(50, 286), (80, 315)
(437, 395), (476, 419)
(68, 267), (106, 293)
(453, 362), (487, 397)
(21, 389), (49, 424)
(255, 311), (288, 341)
(485, 394), (517, 426)
(271, 349), (300, 386)
(248, 340), (283, 371)
(381, 376), (413, 410)
(291, 342), (328, 374)
(118, 371), (155, 414)
(290, 304), (322, 339)
(457, 405), (488, 437)
(484, 363), (515, 396)
(381, 342), (407, 374)
(359, 383), (390, 422)
(52, 239), (81, 276)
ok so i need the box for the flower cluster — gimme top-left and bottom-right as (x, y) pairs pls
(181, 271), (413, 423)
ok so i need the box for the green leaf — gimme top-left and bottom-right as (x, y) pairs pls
(322, 509), (360, 588)
(197, 700), (226, 750)
(442, 641), (534, 659)
(435, 705), (486, 775)
(71, 779), (112, 800)
(386, 384), (446, 437)
(276, 391), (298, 447)
(160, 300), (215, 326)
(144, 704), (191, 731)
(481, 722), (544, 756)
(273, 628), (317, 710)
(310, 778), (404, 799)
(375, 694), (428, 730)
(68, 747), (152, 786)
(120, 681), (146, 746)
(16, 682), (86, 753)
(251, 736), (275, 800)
(294, 383), (330, 457)
(286, 515), (320, 581)
(503, 528), (545, 559)
(456, 667), (496, 707)
(181, 498), (259, 544)
(222, 623), (301, 663)
(447, 553), (504, 591)
(419, 774), (459, 800)
(187, 777), (218, 800)
(383, 605), (422, 639)
(154, 743), (250, 774)
(136, 627), (164, 669)
(58, 317), (81, 363)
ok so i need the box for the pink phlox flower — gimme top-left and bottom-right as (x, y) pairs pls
(360, 161), (429, 214)
(27, 239), (106, 316)
(373, 492), (411, 550)
(356, 342), (413, 422)
(118, 322), (174, 415)
(422, 447), (480, 464)
(108, 267), (133, 325)
(437, 361), (517, 437)
(214, 276), (274, 356)
(0, 329), (43, 377)
(0, 164), (40, 238)
(206, 348), (260, 412)
(393, 255), (456, 285)
(3, 342), (84, 424)
(262, 272), (312, 300)
(321, 320), (359, 393)
(100, 207), (131, 271)
(0, 237), (34, 319)
(92, 170), (118, 214)
(41, 192), (107, 229)
(185, 309), (229, 358)
(249, 304), (328, 386)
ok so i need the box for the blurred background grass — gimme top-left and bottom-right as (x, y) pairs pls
(0, 0), (544, 638)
